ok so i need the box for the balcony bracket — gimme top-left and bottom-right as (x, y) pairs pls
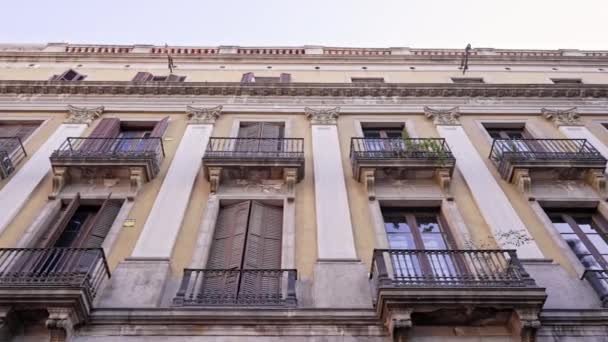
(208, 167), (222, 193)
(46, 307), (81, 342)
(362, 168), (376, 201)
(510, 308), (541, 342)
(512, 168), (533, 200)
(585, 169), (607, 200)
(434, 168), (452, 200)
(384, 308), (412, 339)
(284, 167), (297, 201)
(128, 167), (144, 201)
(50, 167), (69, 199)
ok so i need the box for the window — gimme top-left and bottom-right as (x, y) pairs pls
(132, 72), (186, 82)
(382, 207), (455, 250)
(551, 78), (583, 84)
(484, 126), (528, 140)
(351, 77), (385, 83)
(236, 122), (284, 153)
(362, 124), (404, 139)
(0, 122), (38, 144)
(204, 201), (283, 298)
(546, 209), (608, 270)
(80, 117), (169, 153)
(50, 69), (86, 81)
(451, 77), (484, 84)
(240, 72), (291, 84)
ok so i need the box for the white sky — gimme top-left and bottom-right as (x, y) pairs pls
(1, 0), (606, 50)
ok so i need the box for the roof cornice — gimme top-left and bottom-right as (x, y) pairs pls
(0, 80), (606, 98)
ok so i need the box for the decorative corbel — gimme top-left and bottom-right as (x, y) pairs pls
(385, 308), (413, 340)
(50, 167), (68, 199)
(424, 106), (461, 125)
(586, 169), (607, 199)
(186, 105), (223, 124)
(46, 307), (80, 342)
(305, 107), (340, 125)
(284, 168), (298, 201)
(512, 168), (533, 200)
(208, 167), (222, 193)
(65, 104), (104, 125)
(361, 168), (376, 201)
(541, 107), (582, 127)
(510, 308), (541, 342)
(128, 167), (144, 201)
(434, 168), (452, 200)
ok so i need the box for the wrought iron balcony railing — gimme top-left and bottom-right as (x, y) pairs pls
(582, 269), (608, 307)
(50, 137), (165, 175)
(203, 137), (304, 160)
(0, 248), (110, 300)
(173, 269), (297, 307)
(0, 137), (27, 179)
(489, 138), (606, 179)
(350, 137), (454, 163)
(371, 249), (536, 289)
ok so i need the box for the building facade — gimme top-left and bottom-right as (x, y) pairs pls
(0, 43), (607, 341)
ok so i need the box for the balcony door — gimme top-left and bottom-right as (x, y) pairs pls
(17, 194), (123, 275)
(237, 122), (284, 154)
(203, 200), (283, 302)
(361, 125), (404, 155)
(486, 126), (537, 156)
(80, 117), (168, 153)
(382, 208), (461, 280)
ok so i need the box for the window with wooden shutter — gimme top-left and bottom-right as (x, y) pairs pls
(51, 69), (86, 81)
(279, 73), (291, 83)
(81, 118), (121, 152)
(0, 122), (38, 154)
(149, 117), (169, 138)
(237, 122), (284, 153)
(36, 194), (82, 248)
(241, 72), (255, 83)
(132, 72), (154, 82)
(204, 200), (283, 300)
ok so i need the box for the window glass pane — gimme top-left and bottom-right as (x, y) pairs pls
(387, 234), (415, 249)
(562, 234), (591, 255)
(552, 222), (573, 233)
(416, 216), (441, 233)
(574, 217), (597, 234)
(384, 220), (410, 233)
(588, 235), (608, 254)
(580, 255), (603, 270)
(421, 234), (447, 250)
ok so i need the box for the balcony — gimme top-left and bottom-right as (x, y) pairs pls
(582, 269), (608, 307)
(371, 249), (546, 338)
(490, 139), (606, 186)
(49, 137), (165, 198)
(173, 269), (297, 307)
(0, 137), (26, 179)
(202, 137), (305, 196)
(350, 138), (456, 199)
(0, 248), (110, 331)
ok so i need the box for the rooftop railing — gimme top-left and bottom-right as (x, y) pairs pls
(0, 248), (110, 300)
(173, 269), (297, 307)
(0, 137), (26, 179)
(203, 137), (304, 160)
(350, 138), (454, 164)
(371, 249), (535, 289)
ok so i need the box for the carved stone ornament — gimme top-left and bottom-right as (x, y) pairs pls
(65, 104), (104, 125)
(305, 107), (340, 125)
(424, 106), (461, 125)
(542, 107), (582, 127)
(46, 307), (80, 342)
(284, 168), (298, 201)
(186, 105), (223, 124)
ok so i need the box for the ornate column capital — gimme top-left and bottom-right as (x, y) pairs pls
(424, 106), (461, 125)
(186, 105), (223, 124)
(305, 107), (340, 125)
(542, 107), (582, 127)
(65, 104), (104, 125)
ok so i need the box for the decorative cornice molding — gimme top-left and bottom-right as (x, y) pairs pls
(305, 107), (340, 125)
(65, 104), (104, 125)
(186, 105), (223, 124)
(424, 106), (461, 125)
(1, 81), (607, 99)
(541, 107), (583, 127)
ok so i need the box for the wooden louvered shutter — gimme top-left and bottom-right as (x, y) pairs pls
(150, 117), (170, 138)
(203, 201), (251, 300)
(132, 72), (153, 82)
(240, 201), (283, 299)
(241, 72), (255, 83)
(0, 125), (20, 156)
(259, 123), (282, 152)
(279, 73), (291, 83)
(38, 194), (82, 248)
(237, 123), (262, 152)
(82, 118), (120, 152)
(166, 74), (185, 82)
(74, 197), (123, 272)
